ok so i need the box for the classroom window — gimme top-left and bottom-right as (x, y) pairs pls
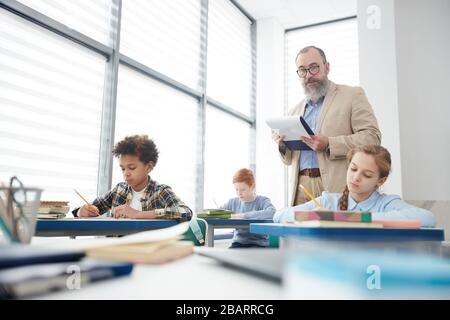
(120, 0), (202, 90)
(0, 8), (106, 207)
(113, 65), (198, 209)
(207, 0), (253, 116)
(285, 18), (359, 109)
(16, 0), (115, 46)
(203, 106), (252, 208)
(1, 0), (255, 213)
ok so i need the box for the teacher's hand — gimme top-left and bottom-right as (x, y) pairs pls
(301, 134), (329, 151)
(271, 130), (285, 146)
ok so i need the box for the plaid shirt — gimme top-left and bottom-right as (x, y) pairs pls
(73, 177), (192, 221)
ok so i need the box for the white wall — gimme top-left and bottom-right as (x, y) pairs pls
(255, 18), (286, 209)
(357, 0), (402, 196)
(358, 0), (450, 200)
(358, 0), (450, 236)
(394, 0), (450, 200)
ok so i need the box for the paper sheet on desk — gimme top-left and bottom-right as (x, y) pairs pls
(34, 221), (190, 251)
(266, 116), (312, 142)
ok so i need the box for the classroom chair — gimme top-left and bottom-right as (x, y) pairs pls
(181, 218), (208, 246)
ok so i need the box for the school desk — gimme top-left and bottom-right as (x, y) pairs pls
(202, 218), (273, 247)
(35, 218), (179, 237)
(250, 223), (445, 254)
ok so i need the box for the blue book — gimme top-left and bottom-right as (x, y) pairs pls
(0, 244), (84, 270)
(287, 249), (450, 298)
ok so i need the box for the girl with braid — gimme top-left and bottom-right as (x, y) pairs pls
(274, 145), (435, 227)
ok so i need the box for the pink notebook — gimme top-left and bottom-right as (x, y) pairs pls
(375, 220), (421, 229)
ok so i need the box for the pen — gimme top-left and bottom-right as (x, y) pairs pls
(299, 184), (322, 209)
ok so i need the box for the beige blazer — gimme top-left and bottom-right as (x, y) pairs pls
(280, 81), (381, 205)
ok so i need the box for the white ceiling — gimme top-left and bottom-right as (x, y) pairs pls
(235, 0), (357, 29)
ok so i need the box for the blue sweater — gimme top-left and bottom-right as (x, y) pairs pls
(221, 195), (276, 246)
(273, 191), (436, 227)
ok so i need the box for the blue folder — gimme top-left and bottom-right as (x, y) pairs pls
(284, 116), (315, 151)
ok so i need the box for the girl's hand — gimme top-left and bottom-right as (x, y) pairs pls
(231, 213), (245, 219)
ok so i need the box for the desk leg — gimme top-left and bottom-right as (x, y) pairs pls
(206, 226), (214, 247)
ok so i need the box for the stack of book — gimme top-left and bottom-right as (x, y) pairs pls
(197, 209), (234, 219)
(153, 207), (191, 221)
(38, 201), (70, 219)
(294, 210), (383, 228)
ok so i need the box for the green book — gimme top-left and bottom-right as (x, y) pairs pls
(196, 209), (234, 219)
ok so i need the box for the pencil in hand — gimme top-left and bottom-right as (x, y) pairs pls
(74, 189), (99, 216)
(213, 198), (219, 209)
(299, 184), (322, 209)
(74, 189), (89, 205)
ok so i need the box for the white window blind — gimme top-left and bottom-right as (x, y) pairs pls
(120, 0), (202, 90)
(16, 0), (115, 45)
(203, 105), (251, 208)
(0, 8), (106, 206)
(113, 65), (198, 209)
(285, 19), (359, 110)
(207, 0), (253, 115)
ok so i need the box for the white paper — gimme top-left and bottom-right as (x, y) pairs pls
(266, 116), (311, 141)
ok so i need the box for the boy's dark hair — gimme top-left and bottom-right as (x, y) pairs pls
(112, 135), (159, 165)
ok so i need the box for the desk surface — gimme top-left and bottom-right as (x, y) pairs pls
(202, 219), (273, 247)
(27, 237), (450, 299)
(34, 251), (283, 299)
(203, 218), (273, 226)
(250, 223), (445, 241)
(36, 218), (179, 237)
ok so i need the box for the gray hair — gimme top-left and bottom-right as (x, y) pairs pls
(296, 46), (327, 63)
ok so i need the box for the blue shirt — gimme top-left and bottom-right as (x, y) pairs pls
(273, 191), (436, 227)
(299, 97), (324, 170)
(221, 195), (276, 246)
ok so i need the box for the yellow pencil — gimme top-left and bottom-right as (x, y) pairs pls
(74, 189), (90, 206)
(213, 198), (219, 209)
(74, 189), (100, 217)
(299, 184), (322, 208)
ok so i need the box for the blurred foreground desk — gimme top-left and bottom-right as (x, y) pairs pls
(35, 251), (283, 300)
(203, 219), (273, 247)
(250, 223), (445, 241)
(36, 218), (179, 237)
